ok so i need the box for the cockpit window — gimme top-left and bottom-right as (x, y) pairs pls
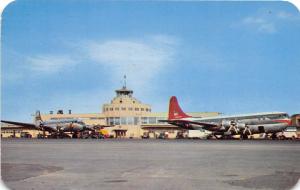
(283, 114), (289, 118)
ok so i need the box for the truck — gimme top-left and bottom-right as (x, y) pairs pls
(185, 130), (211, 139)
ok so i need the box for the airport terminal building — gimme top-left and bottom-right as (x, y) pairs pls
(39, 86), (220, 138)
(2, 86), (300, 139)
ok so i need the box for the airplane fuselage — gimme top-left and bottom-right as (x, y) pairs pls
(43, 119), (87, 132)
(179, 112), (290, 135)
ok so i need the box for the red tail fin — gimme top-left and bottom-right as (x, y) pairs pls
(168, 96), (191, 120)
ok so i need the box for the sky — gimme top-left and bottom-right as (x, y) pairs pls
(1, 0), (300, 122)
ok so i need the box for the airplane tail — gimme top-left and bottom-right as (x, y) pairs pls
(168, 96), (191, 120)
(34, 110), (43, 126)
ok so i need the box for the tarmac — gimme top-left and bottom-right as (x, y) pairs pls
(1, 139), (300, 190)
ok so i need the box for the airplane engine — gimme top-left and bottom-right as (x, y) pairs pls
(221, 120), (235, 127)
(222, 120), (240, 134)
(236, 123), (246, 129)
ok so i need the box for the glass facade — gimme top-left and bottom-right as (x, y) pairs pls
(107, 116), (166, 126)
(127, 117), (134, 125)
(121, 117), (127, 125)
(134, 117), (139, 125)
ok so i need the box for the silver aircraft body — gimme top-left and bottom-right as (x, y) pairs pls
(162, 96), (291, 139)
(1, 111), (90, 133)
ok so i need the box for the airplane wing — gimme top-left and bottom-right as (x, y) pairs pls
(159, 119), (219, 130)
(179, 120), (219, 128)
(1, 120), (38, 129)
(1, 120), (57, 132)
(41, 125), (57, 132)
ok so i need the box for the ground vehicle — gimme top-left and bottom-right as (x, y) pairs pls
(141, 132), (150, 139)
(20, 132), (32, 138)
(157, 132), (167, 139)
(176, 131), (184, 139)
(185, 130), (210, 139)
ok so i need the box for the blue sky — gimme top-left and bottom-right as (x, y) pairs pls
(1, 0), (300, 122)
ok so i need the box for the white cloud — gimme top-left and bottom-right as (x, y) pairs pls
(277, 11), (293, 19)
(26, 55), (77, 73)
(84, 35), (178, 91)
(238, 10), (300, 34)
(277, 10), (300, 21)
(242, 16), (276, 33)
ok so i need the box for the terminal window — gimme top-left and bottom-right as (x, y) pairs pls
(141, 117), (148, 124)
(134, 117), (139, 125)
(135, 108), (139, 111)
(127, 117), (134, 125)
(121, 117), (127, 125)
(114, 117), (120, 125)
(148, 117), (156, 124)
(122, 107), (126, 111)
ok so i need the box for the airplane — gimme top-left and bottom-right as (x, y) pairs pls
(161, 96), (291, 139)
(1, 111), (92, 136)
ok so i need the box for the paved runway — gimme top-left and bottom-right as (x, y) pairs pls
(1, 139), (300, 190)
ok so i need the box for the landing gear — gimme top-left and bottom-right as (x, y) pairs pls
(72, 132), (79, 138)
(240, 134), (248, 140)
(42, 129), (46, 138)
(271, 133), (277, 140)
(220, 135), (234, 140)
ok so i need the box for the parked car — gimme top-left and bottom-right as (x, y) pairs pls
(141, 132), (150, 139)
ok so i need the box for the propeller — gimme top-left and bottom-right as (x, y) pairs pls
(242, 125), (252, 135)
(226, 121), (239, 134)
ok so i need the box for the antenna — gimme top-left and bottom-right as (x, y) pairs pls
(123, 75), (127, 88)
